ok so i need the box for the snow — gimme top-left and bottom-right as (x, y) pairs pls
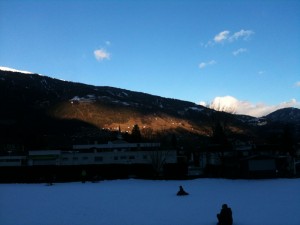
(70, 95), (96, 103)
(0, 66), (34, 74)
(188, 106), (204, 112)
(1, 178), (300, 225)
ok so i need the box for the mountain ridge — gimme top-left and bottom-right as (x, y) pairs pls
(1, 68), (299, 150)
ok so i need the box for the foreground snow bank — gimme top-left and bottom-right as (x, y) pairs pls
(1, 178), (300, 225)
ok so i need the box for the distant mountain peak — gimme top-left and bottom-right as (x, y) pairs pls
(0, 66), (34, 74)
(266, 107), (300, 123)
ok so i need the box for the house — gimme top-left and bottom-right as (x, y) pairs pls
(241, 155), (277, 177)
(190, 140), (296, 178)
(189, 144), (235, 177)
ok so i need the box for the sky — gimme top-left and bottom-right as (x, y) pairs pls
(1, 179), (300, 225)
(0, 0), (299, 117)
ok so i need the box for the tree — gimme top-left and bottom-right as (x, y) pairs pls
(171, 134), (178, 148)
(211, 121), (230, 176)
(212, 121), (227, 146)
(131, 124), (142, 142)
(149, 150), (170, 178)
(282, 124), (295, 156)
(141, 127), (154, 141)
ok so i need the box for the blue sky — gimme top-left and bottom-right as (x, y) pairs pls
(1, 0), (299, 116)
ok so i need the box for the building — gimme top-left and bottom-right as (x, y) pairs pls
(0, 140), (180, 182)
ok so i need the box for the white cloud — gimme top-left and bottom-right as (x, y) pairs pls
(233, 48), (247, 56)
(204, 29), (254, 47)
(295, 81), (300, 87)
(209, 96), (239, 114)
(214, 30), (230, 43)
(94, 48), (110, 61)
(199, 60), (216, 69)
(198, 101), (207, 107)
(199, 96), (300, 117)
(199, 63), (206, 69)
(228, 29), (254, 42)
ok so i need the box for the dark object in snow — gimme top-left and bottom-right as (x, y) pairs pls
(46, 174), (55, 186)
(217, 203), (233, 225)
(177, 185), (189, 196)
(81, 170), (87, 183)
(91, 175), (101, 183)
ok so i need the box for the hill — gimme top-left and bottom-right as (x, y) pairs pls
(266, 107), (300, 123)
(0, 69), (299, 150)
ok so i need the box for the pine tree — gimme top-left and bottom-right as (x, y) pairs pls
(212, 121), (227, 146)
(131, 124), (142, 142)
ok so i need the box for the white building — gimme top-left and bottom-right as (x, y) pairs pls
(0, 141), (177, 167)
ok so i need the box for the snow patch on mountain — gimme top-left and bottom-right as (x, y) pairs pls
(70, 95), (96, 103)
(188, 106), (204, 112)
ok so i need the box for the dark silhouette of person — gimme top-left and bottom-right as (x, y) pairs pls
(47, 174), (55, 186)
(81, 169), (87, 183)
(217, 204), (233, 225)
(177, 185), (189, 196)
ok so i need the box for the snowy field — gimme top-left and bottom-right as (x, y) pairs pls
(1, 178), (300, 225)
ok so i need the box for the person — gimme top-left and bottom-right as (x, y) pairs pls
(81, 169), (87, 183)
(217, 204), (233, 225)
(177, 185), (189, 196)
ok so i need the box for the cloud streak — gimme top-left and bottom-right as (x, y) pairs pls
(199, 60), (216, 69)
(204, 29), (254, 47)
(233, 48), (247, 56)
(295, 81), (300, 87)
(214, 30), (230, 43)
(228, 29), (254, 42)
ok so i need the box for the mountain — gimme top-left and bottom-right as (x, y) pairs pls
(0, 68), (220, 149)
(0, 68), (298, 150)
(265, 107), (300, 124)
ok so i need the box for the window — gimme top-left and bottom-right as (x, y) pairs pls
(0, 159), (20, 162)
(114, 156), (119, 160)
(95, 156), (103, 162)
(129, 156), (135, 160)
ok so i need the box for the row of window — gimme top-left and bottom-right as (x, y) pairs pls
(0, 159), (22, 162)
(61, 155), (148, 162)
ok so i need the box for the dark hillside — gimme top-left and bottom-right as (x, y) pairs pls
(2, 70), (297, 151)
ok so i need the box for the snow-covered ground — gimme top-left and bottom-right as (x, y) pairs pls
(1, 178), (299, 225)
